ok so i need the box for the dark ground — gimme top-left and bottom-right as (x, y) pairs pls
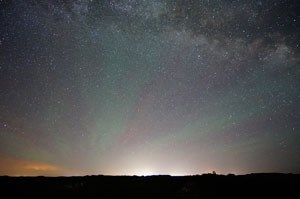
(0, 173), (299, 198)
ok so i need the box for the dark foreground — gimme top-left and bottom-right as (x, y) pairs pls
(1, 174), (299, 198)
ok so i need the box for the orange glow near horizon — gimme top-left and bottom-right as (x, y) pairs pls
(0, 155), (67, 176)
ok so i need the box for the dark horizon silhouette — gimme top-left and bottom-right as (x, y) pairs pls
(1, 173), (299, 198)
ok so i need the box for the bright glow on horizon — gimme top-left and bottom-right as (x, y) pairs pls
(130, 168), (157, 176)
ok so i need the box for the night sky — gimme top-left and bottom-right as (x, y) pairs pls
(1, 0), (300, 176)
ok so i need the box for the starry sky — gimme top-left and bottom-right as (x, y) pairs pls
(0, 0), (300, 176)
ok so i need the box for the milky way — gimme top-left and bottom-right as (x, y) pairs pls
(0, 0), (300, 176)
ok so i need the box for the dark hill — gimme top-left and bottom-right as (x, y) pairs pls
(0, 173), (299, 198)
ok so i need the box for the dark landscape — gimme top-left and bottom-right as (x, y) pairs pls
(1, 173), (299, 198)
